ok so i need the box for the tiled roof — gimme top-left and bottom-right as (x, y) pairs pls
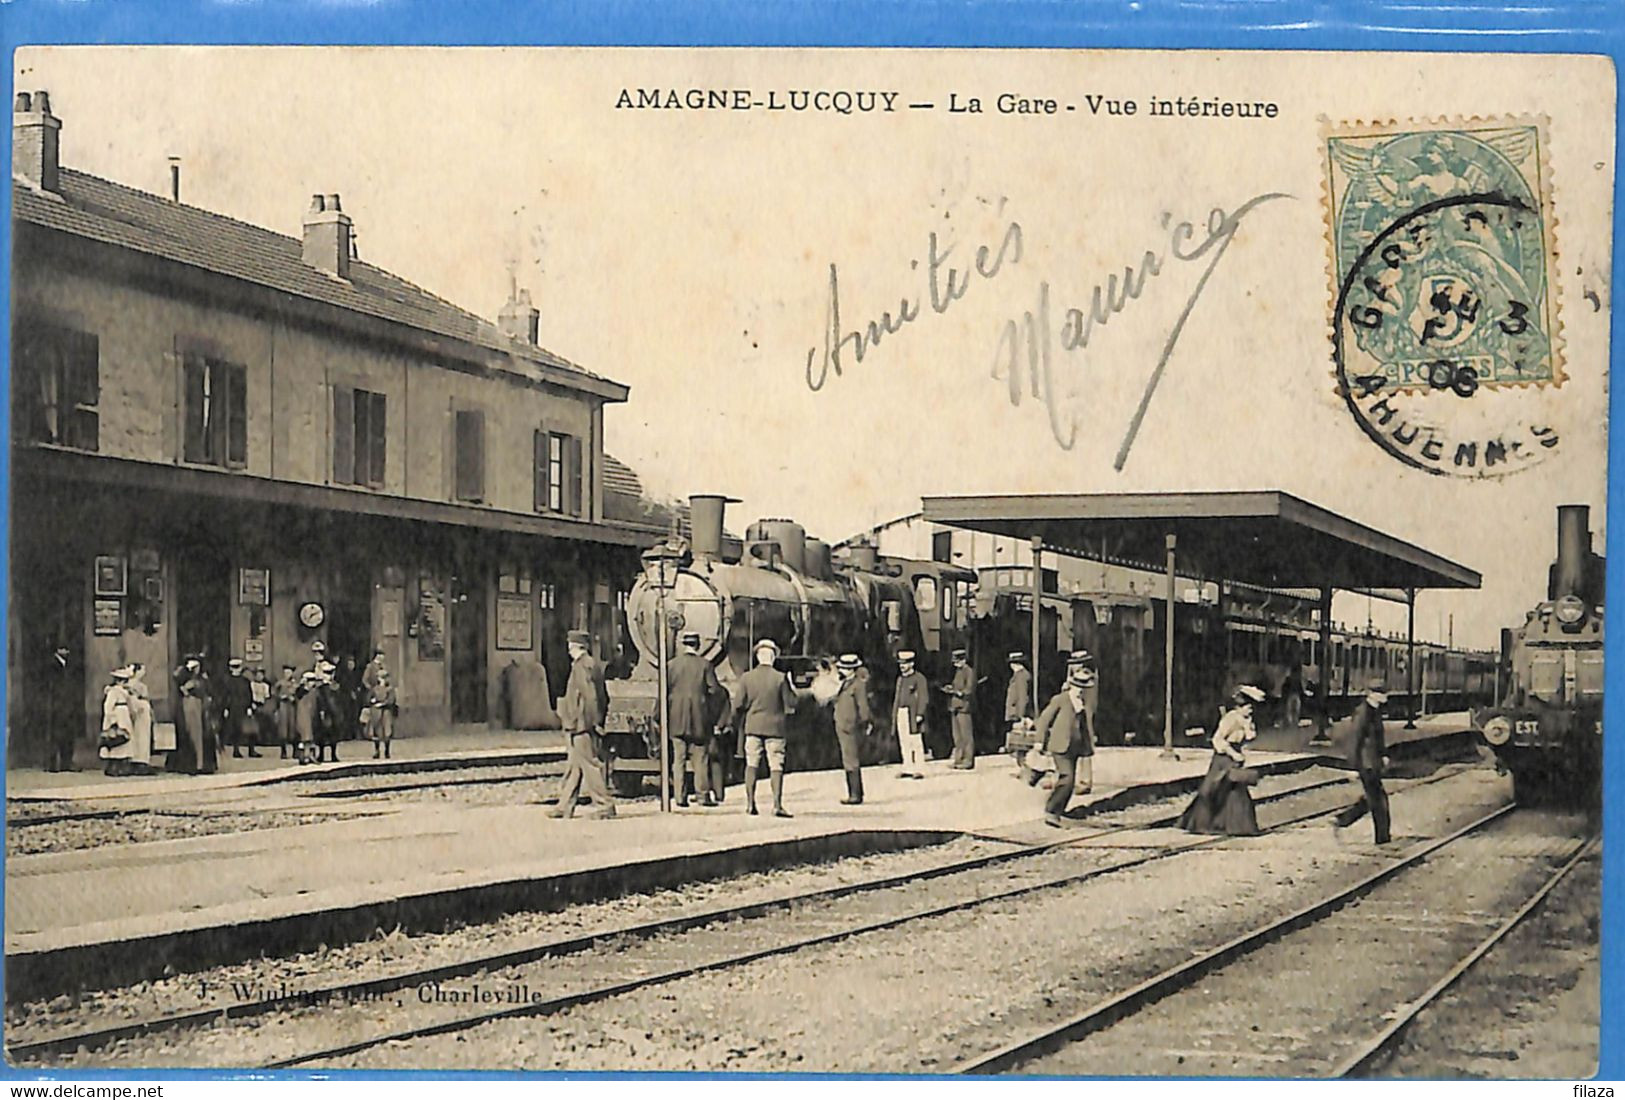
(13, 169), (626, 399)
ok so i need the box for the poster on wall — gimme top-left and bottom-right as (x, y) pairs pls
(417, 575), (445, 661)
(238, 568), (270, 606)
(496, 594), (533, 650)
(380, 595), (402, 638)
(94, 556), (127, 597)
(93, 599), (121, 636)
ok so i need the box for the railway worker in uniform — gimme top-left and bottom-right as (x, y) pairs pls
(1333, 684), (1392, 844)
(832, 653), (872, 805)
(1004, 652), (1033, 775)
(222, 658), (262, 759)
(1032, 651), (1099, 827)
(668, 631), (725, 808)
(944, 648), (978, 769)
(732, 638), (800, 818)
(1179, 684), (1265, 836)
(893, 651), (930, 779)
(549, 630), (617, 820)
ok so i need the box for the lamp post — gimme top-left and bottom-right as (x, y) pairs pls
(642, 542), (684, 813)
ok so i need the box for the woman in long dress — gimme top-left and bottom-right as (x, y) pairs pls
(1179, 684), (1265, 836)
(124, 664), (157, 774)
(99, 666), (137, 776)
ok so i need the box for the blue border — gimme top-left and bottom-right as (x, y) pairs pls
(0, 0), (1620, 1083)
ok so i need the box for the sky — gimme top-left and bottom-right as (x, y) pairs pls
(14, 47), (1614, 648)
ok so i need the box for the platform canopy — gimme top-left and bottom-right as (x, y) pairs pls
(920, 490), (1480, 592)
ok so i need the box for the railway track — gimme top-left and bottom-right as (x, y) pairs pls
(957, 807), (1594, 1077)
(7, 765), (1473, 1069)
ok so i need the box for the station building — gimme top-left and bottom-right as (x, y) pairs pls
(8, 90), (662, 760)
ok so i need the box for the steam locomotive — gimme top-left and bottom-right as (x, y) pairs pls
(1471, 505), (1605, 806)
(603, 495), (974, 790)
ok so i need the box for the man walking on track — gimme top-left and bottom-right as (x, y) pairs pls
(1334, 684), (1391, 844)
(549, 630), (616, 820)
(668, 631), (725, 808)
(945, 648), (977, 769)
(1033, 651), (1098, 828)
(832, 653), (871, 805)
(893, 650), (929, 779)
(732, 638), (800, 818)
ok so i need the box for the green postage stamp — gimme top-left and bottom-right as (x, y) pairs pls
(1325, 118), (1566, 478)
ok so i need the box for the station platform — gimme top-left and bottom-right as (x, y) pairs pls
(3, 713), (1479, 1002)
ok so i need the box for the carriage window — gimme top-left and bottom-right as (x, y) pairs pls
(882, 600), (903, 632)
(914, 576), (938, 613)
(942, 582), (957, 625)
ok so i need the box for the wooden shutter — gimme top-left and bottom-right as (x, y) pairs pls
(533, 429), (547, 512)
(332, 385), (355, 484)
(226, 363), (247, 466)
(182, 354), (207, 462)
(454, 409), (484, 501)
(567, 434), (583, 517)
(64, 331), (99, 451)
(367, 390), (387, 487)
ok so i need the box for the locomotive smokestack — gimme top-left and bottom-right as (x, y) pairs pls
(688, 494), (735, 560)
(805, 538), (832, 580)
(847, 541), (878, 572)
(1551, 504), (1591, 600)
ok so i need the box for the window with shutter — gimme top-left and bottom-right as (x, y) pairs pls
(12, 322), (100, 451)
(225, 363), (247, 466)
(454, 409), (485, 502)
(182, 355), (207, 462)
(332, 385), (355, 483)
(567, 434), (583, 517)
(533, 429), (547, 512)
(367, 390), (387, 487)
(182, 353), (247, 468)
(547, 432), (564, 512)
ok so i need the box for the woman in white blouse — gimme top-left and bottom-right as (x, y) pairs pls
(1179, 684), (1266, 835)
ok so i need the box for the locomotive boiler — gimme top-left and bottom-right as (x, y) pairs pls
(1472, 505), (1605, 806)
(603, 495), (973, 790)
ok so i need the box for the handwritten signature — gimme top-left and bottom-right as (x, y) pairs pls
(803, 192), (1288, 473)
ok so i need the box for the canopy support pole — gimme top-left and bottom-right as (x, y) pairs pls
(1030, 535), (1042, 716)
(1404, 587), (1418, 729)
(1162, 532), (1177, 759)
(1311, 586), (1333, 744)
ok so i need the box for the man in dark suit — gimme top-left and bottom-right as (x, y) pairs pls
(893, 650), (930, 779)
(222, 658), (262, 759)
(832, 653), (871, 805)
(945, 648), (977, 769)
(42, 642), (81, 772)
(1334, 685), (1391, 843)
(549, 630), (616, 820)
(731, 638), (800, 817)
(1003, 651), (1033, 772)
(1033, 651), (1098, 827)
(668, 632), (725, 808)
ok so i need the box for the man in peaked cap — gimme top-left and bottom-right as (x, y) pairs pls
(667, 631), (725, 808)
(1004, 651), (1033, 775)
(1334, 682), (1392, 844)
(831, 654), (872, 805)
(222, 657), (261, 760)
(731, 638), (801, 817)
(944, 648), (978, 769)
(1032, 651), (1099, 827)
(549, 629), (617, 820)
(893, 650), (929, 779)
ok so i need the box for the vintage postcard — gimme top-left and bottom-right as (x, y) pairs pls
(3, 46), (1612, 1078)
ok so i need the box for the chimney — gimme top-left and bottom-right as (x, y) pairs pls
(1550, 504), (1591, 600)
(302, 193), (353, 279)
(168, 156), (181, 202)
(14, 90), (61, 193)
(499, 286), (541, 345)
(687, 495), (735, 561)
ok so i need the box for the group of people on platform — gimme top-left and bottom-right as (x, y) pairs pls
(84, 641), (401, 777)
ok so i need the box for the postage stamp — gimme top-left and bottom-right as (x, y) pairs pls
(1325, 118), (1565, 477)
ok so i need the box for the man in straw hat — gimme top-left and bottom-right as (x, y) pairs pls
(893, 650), (929, 779)
(668, 631), (725, 808)
(832, 653), (872, 805)
(731, 638), (800, 817)
(549, 630), (617, 820)
(1032, 650), (1100, 827)
(1333, 682), (1392, 844)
